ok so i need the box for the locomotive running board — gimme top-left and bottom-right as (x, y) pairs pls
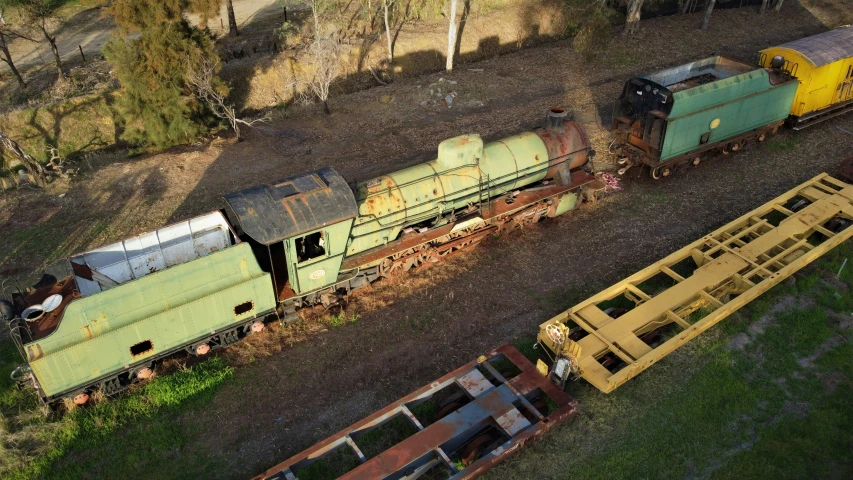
(251, 344), (577, 480)
(537, 173), (853, 393)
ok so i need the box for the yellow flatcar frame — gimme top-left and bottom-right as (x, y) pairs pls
(537, 173), (853, 393)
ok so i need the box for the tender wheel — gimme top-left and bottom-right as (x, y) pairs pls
(731, 142), (740, 152)
(758, 133), (766, 142)
(136, 367), (153, 380)
(651, 166), (671, 179)
(251, 321), (265, 333)
(691, 157), (701, 166)
(73, 393), (89, 405)
(195, 344), (211, 356)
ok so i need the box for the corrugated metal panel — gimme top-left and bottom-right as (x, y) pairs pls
(69, 211), (234, 296)
(224, 167), (358, 245)
(772, 26), (853, 67)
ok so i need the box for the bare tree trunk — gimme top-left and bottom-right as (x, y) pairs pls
(36, 24), (62, 79)
(323, 100), (330, 114)
(446, 0), (458, 71)
(760, 0), (770, 14)
(226, 0), (239, 36)
(383, 0), (393, 62)
(0, 32), (25, 88)
(681, 0), (693, 14)
(0, 131), (46, 187)
(311, 0), (321, 37)
(624, 0), (644, 34)
(774, 0), (784, 11)
(701, 0), (716, 30)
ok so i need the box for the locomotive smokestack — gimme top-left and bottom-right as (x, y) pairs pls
(546, 107), (568, 133)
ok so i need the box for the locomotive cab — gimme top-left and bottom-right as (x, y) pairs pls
(223, 168), (359, 301)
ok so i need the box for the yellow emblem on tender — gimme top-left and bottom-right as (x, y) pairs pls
(309, 269), (326, 280)
(710, 118), (721, 129)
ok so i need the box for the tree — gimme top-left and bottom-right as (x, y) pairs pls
(103, 0), (222, 148)
(700, 0), (716, 30)
(308, 0), (333, 37)
(16, 0), (65, 80)
(187, 0), (220, 28)
(307, 29), (342, 114)
(0, 24), (32, 88)
(186, 56), (266, 139)
(382, 0), (394, 62)
(446, 0), (458, 71)
(774, 0), (784, 12)
(573, 2), (614, 61)
(624, 0), (644, 35)
(760, 0), (770, 14)
(225, 0), (238, 36)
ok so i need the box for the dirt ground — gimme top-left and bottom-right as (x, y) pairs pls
(2, 3), (853, 479)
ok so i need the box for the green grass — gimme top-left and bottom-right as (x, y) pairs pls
(0, 356), (233, 479)
(764, 137), (799, 152)
(491, 240), (853, 479)
(326, 310), (359, 328)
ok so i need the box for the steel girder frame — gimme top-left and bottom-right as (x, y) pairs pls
(252, 344), (577, 480)
(538, 173), (853, 393)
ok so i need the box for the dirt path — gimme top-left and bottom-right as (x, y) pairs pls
(3, 4), (853, 479)
(1, 0), (289, 73)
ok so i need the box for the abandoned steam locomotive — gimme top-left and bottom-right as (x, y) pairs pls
(2, 108), (602, 406)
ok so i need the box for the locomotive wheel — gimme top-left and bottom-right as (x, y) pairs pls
(136, 367), (153, 380)
(195, 344), (211, 356)
(691, 157), (701, 166)
(731, 142), (741, 152)
(758, 133), (767, 142)
(461, 433), (497, 466)
(251, 321), (265, 333)
(73, 393), (89, 405)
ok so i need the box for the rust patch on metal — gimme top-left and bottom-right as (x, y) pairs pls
(70, 261), (94, 281)
(26, 344), (44, 361)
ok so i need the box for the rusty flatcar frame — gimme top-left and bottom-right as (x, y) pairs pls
(537, 173), (853, 393)
(252, 345), (577, 480)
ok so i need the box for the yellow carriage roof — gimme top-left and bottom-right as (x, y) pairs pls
(770, 26), (853, 67)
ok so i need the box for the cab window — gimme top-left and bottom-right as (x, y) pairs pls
(296, 231), (326, 263)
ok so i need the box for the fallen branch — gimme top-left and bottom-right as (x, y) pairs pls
(368, 65), (387, 85)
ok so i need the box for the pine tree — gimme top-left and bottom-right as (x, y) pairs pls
(103, 0), (222, 148)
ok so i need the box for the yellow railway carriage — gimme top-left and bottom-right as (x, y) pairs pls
(759, 26), (853, 129)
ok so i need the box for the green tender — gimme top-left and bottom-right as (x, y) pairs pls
(27, 242), (276, 399)
(657, 69), (798, 161)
